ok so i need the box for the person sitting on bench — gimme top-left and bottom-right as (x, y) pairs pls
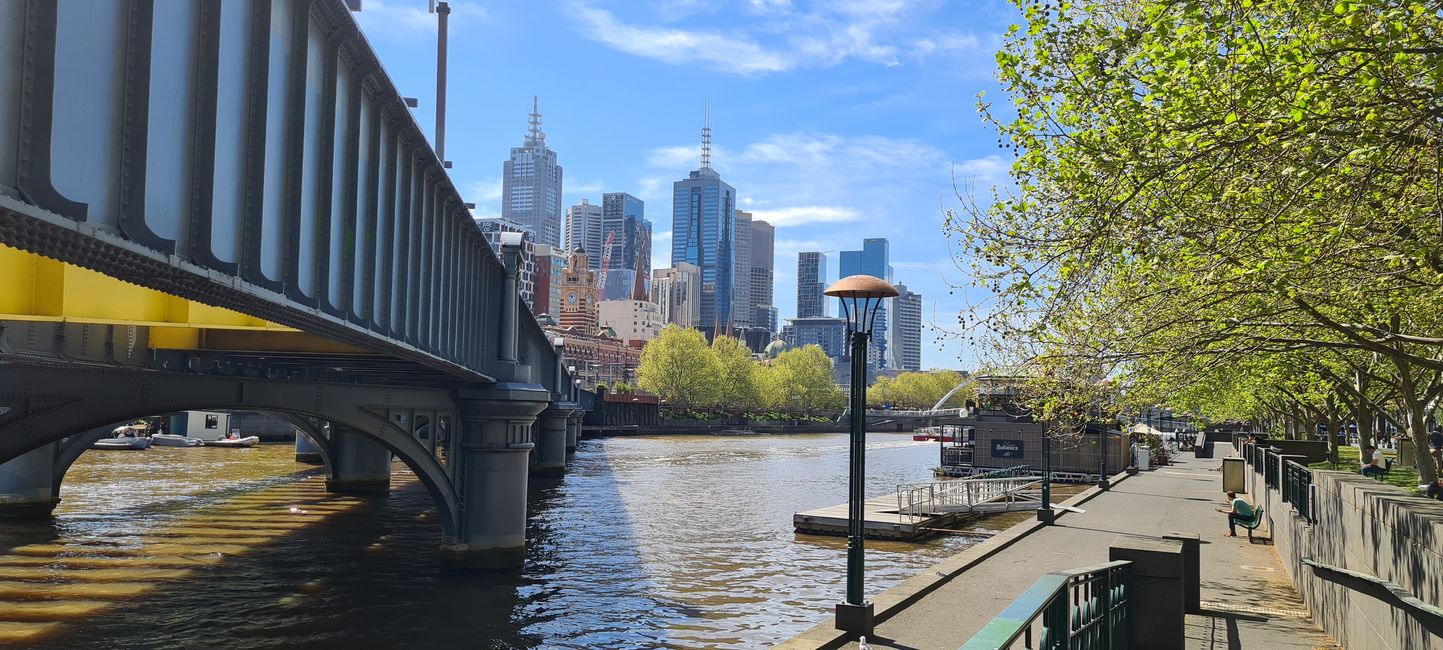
(1217, 492), (1255, 537)
(1362, 445), (1386, 477)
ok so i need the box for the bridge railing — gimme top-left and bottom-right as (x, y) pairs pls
(864, 407), (970, 418)
(960, 560), (1132, 649)
(896, 466), (1035, 522)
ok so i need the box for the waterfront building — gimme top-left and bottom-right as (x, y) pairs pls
(651, 262), (702, 328)
(750, 217), (776, 333)
(565, 199), (604, 268)
(839, 238), (893, 368)
(893, 283), (923, 372)
(601, 192), (651, 301)
(544, 324), (642, 388)
(532, 244), (567, 318)
(557, 248), (599, 332)
(475, 217), (536, 311)
(501, 97), (563, 248)
(671, 111), (736, 336)
(598, 299), (663, 346)
(796, 252), (828, 318)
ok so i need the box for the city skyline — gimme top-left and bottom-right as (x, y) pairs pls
(352, 2), (1005, 369)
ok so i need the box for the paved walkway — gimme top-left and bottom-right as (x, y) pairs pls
(826, 447), (1339, 649)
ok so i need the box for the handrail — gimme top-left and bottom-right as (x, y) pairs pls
(961, 560), (1132, 649)
(1300, 558), (1443, 628)
(896, 466), (1035, 522)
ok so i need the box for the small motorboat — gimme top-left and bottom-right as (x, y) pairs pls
(151, 434), (205, 447)
(208, 436), (260, 448)
(91, 437), (152, 450)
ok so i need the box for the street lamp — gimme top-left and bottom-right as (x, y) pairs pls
(553, 337), (566, 401)
(823, 274), (898, 638)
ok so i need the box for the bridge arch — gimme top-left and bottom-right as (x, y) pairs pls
(0, 366), (462, 540)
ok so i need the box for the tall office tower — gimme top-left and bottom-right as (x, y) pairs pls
(671, 108), (736, 336)
(565, 198), (604, 267)
(731, 210), (753, 329)
(840, 238), (893, 368)
(796, 252), (828, 318)
(893, 283), (923, 372)
(651, 262), (702, 328)
(601, 192), (651, 300)
(501, 97), (564, 247)
(750, 218), (775, 332)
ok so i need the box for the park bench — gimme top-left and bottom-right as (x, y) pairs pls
(1363, 458), (1395, 479)
(1238, 507), (1265, 542)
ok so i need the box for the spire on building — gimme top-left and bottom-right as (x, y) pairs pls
(526, 96), (545, 147)
(700, 101), (712, 170)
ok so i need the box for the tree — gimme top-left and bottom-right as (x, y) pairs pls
(637, 325), (722, 409)
(764, 346), (845, 416)
(712, 335), (761, 411)
(956, 0), (1443, 482)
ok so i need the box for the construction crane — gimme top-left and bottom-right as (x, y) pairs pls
(595, 231), (615, 305)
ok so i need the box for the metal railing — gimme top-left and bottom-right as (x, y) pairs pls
(1282, 459), (1314, 522)
(942, 446), (975, 467)
(961, 560), (1132, 649)
(865, 407), (971, 418)
(897, 466), (1035, 522)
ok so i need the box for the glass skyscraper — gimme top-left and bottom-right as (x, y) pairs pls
(796, 252), (828, 318)
(602, 192), (650, 300)
(502, 98), (563, 247)
(671, 121), (736, 334)
(839, 238), (893, 368)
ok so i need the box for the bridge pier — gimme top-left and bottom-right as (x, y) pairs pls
(325, 427), (393, 494)
(295, 432), (325, 465)
(566, 411), (582, 453)
(443, 388), (548, 568)
(533, 407), (570, 476)
(0, 442), (59, 517)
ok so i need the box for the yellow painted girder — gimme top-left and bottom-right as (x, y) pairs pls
(0, 244), (367, 355)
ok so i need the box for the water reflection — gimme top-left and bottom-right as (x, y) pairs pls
(1, 433), (982, 648)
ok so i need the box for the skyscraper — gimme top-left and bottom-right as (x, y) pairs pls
(601, 192), (651, 301)
(893, 283), (923, 372)
(651, 262), (702, 328)
(750, 218), (775, 333)
(502, 97), (563, 247)
(840, 238), (893, 368)
(731, 210), (753, 329)
(565, 198), (603, 266)
(671, 109), (736, 335)
(796, 252), (828, 318)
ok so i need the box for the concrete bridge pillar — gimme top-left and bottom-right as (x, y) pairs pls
(566, 410), (582, 453)
(325, 427), (392, 494)
(444, 386), (548, 568)
(0, 442), (59, 517)
(295, 432), (325, 464)
(533, 407), (569, 476)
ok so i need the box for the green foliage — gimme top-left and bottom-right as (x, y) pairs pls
(868, 370), (976, 410)
(957, 0), (1443, 481)
(762, 346), (846, 415)
(637, 325), (722, 409)
(638, 327), (844, 416)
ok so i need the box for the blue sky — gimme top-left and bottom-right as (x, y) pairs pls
(353, 0), (1019, 370)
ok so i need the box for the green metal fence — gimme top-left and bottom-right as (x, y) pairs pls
(1282, 459), (1313, 522)
(960, 560), (1131, 649)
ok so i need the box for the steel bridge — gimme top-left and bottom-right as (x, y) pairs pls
(0, 0), (583, 567)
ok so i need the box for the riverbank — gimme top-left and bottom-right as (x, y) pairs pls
(585, 419), (844, 436)
(777, 446), (1339, 649)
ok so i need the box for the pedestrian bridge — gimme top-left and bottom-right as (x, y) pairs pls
(0, 0), (581, 567)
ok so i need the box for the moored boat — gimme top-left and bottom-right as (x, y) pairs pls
(91, 437), (152, 450)
(151, 434), (205, 447)
(913, 425), (966, 443)
(208, 436), (260, 448)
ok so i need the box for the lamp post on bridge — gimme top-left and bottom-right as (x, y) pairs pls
(824, 275), (898, 639)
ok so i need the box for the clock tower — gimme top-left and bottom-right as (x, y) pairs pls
(558, 247), (599, 332)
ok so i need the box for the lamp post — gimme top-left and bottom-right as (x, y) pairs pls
(823, 275), (898, 638)
(1037, 426), (1053, 524)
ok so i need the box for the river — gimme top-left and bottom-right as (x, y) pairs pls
(0, 432), (988, 648)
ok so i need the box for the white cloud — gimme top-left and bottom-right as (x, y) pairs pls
(748, 206), (860, 227)
(953, 155), (1008, 184)
(466, 178), (503, 202)
(564, 0), (984, 76)
(354, 0), (487, 44)
(647, 146), (704, 168)
(649, 230), (674, 269)
(569, 3), (791, 76)
(568, 179), (606, 195)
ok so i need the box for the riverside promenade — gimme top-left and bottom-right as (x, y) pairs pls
(778, 445), (1341, 649)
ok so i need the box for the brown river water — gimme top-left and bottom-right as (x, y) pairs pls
(0, 432), (990, 648)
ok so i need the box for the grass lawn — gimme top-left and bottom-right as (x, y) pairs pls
(1308, 445), (1424, 494)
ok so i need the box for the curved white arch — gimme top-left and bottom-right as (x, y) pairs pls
(931, 376), (980, 412)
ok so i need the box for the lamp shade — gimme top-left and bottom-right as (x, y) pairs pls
(823, 275), (899, 300)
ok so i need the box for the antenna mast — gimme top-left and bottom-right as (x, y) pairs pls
(527, 96), (544, 146)
(700, 102), (712, 170)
